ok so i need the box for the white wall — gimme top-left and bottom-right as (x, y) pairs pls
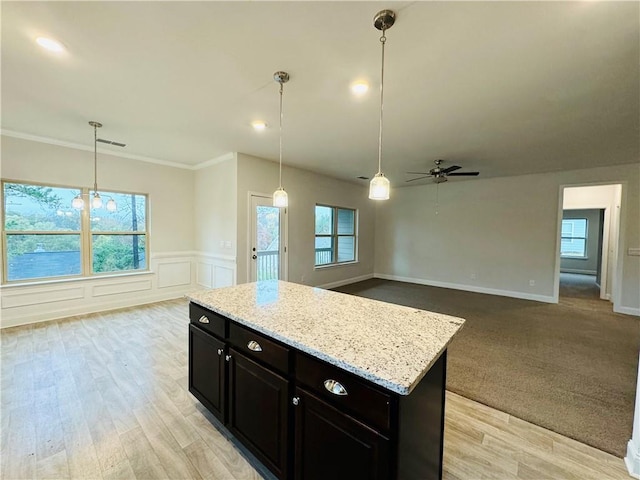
(236, 153), (376, 288)
(375, 163), (639, 314)
(193, 154), (238, 289)
(0, 135), (198, 328)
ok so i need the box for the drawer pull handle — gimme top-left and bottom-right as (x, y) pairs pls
(324, 379), (348, 396)
(198, 315), (210, 324)
(247, 340), (263, 352)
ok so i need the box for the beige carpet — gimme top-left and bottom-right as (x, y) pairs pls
(334, 278), (640, 457)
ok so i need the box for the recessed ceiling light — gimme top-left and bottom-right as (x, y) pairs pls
(351, 82), (369, 95)
(36, 37), (65, 53)
(251, 121), (267, 131)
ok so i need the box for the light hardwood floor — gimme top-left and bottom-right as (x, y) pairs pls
(0, 299), (631, 480)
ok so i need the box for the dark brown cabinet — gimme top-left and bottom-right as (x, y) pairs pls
(227, 348), (290, 479)
(189, 302), (447, 480)
(293, 387), (390, 480)
(188, 324), (226, 422)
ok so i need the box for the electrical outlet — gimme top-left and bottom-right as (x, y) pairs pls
(529, 280), (535, 287)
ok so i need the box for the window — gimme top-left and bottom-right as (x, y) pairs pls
(2, 181), (148, 282)
(315, 205), (357, 266)
(561, 218), (588, 258)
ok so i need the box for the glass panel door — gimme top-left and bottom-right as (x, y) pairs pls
(250, 195), (286, 282)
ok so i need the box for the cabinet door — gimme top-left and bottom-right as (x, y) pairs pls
(294, 387), (390, 480)
(227, 348), (289, 479)
(189, 324), (226, 422)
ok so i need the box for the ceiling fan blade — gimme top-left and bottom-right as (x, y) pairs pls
(448, 171), (479, 176)
(406, 171), (430, 175)
(405, 175), (432, 183)
(441, 165), (461, 174)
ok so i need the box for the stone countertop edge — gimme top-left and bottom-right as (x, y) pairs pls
(186, 282), (465, 396)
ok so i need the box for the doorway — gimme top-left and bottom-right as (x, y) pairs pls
(557, 184), (622, 309)
(249, 194), (287, 282)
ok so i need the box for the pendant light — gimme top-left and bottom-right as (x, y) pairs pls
(369, 9), (396, 201)
(89, 121), (104, 209)
(272, 71), (289, 208)
(72, 121), (117, 211)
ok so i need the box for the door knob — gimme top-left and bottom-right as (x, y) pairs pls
(252, 254), (257, 259)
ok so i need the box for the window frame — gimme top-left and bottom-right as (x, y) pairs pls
(314, 204), (358, 267)
(2, 179), (150, 284)
(560, 218), (588, 259)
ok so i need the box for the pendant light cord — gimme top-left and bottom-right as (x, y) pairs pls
(93, 124), (98, 193)
(377, 32), (386, 175)
(279, 81), (284, 189)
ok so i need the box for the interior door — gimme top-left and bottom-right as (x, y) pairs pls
(250, 194), (287, 282)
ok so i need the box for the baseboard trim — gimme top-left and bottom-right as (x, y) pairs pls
(615, 305), (640, 317)
(317, 274), (374, 290)
(560, 269), (597, 275)
(373, 274), (556, 304)
(626, 438), (640, 479)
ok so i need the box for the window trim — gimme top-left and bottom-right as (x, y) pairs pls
(314, 203), (358, 267)
(2, 179), (150, 283)
(560, 218), (588, 259)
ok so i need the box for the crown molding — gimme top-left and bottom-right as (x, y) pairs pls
(193, 152), (236, 170)
(1, 129), (197, 170)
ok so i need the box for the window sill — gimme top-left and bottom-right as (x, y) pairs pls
(314, 261), (359, 270)
(1, 270), (153, 289)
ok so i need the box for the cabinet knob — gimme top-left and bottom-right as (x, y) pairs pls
(217, 348), (223, 356)
(292, 396), (300, 406)
(198, 315), (210, 324)
(324, 379), (348, 396)
(225, 354), (232, 362)
(247, 340), (263, 352)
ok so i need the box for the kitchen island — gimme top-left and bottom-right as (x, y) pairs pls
(187, 280), (464, 480)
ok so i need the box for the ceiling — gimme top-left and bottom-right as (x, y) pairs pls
(2, 1), (638, 186)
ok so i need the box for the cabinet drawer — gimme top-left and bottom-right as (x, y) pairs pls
(295, 352), (392, 433)
(229, 323), (290, 374)
(189, 303), (227, 339)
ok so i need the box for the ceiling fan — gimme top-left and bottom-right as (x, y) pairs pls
(406, 159), (480, 184)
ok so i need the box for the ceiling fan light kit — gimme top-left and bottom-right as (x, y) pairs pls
(369, 9), (396, 201)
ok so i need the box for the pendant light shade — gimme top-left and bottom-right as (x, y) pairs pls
(369, 172), (390, 200)
(273, 187), (288, 207)
(91, 192), (103, 209)
(71, 193), (84, 210)
(272, 71), (289, 208)
(106, 198), (117, 212)
(369, 9), (396, 201)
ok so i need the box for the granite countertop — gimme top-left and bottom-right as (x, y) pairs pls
(186, 280), (465, 395)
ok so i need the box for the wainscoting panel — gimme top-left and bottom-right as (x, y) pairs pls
(196, 253), (236, 289)
(214, 265), (234, 288)
(2, 285), (85, 308)
(157, 261), (191, 288)
(1, 251), (238, 328)
(92, 278), (153, 297)
(197, 262), (214, 288)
